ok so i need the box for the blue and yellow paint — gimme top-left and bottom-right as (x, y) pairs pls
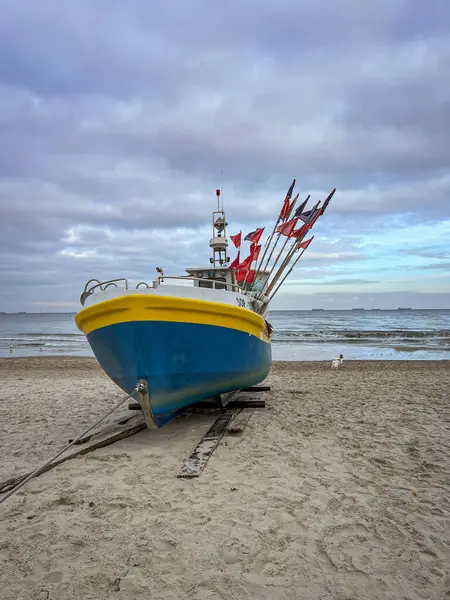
(75, 294), (271, 426)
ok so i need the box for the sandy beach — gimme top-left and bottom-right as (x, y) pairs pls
(0, 358), (449, 599)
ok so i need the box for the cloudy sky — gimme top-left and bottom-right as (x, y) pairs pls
(1, 0), (449, 312)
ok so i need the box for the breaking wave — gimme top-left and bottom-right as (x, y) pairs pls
(272, 328), (450, 349)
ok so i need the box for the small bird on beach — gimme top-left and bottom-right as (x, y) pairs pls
(331, 354), (344, 369)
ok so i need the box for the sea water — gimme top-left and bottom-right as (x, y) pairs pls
(1, 310), (450, 361)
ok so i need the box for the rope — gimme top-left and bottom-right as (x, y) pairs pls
(0, 386), (140, 505)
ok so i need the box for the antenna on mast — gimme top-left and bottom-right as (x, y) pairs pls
(216, 188), (221, 211)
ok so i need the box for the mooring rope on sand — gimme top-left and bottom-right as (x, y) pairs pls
(0, 386), (139, 505)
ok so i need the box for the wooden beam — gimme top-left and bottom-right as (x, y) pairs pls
(241, 385), (271, 392)
(227, 408), (255, 433)
(133, 398), (267, 412)
(186, 397), (265, 410)
(178, 413), (233, 478)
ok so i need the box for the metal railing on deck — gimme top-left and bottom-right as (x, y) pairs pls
(80, 275), (243, 305)
(156, 275), (242, 292)
(80, 278), (129, 305)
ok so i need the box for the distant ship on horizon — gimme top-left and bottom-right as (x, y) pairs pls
(352, 308), (365, 311)
(397, 307), (412, 311)
(311, 308), (325, 312)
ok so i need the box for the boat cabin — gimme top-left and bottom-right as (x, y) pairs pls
(184, 267), (235, 290)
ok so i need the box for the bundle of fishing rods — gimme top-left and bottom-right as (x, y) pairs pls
(242, 179), (336, 312)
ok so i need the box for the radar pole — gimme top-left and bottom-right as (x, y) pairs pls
(209, 189), (229, 267)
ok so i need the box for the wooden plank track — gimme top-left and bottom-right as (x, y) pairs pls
(227, 408), (255, 433)
(178, 412), (233, 478)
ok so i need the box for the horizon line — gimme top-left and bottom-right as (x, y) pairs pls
(2, 308), (450, 315)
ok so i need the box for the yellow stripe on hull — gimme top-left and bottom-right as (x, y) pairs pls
(75, 294), (271, 343)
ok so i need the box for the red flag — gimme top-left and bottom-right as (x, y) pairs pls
(235, 244), (261, 280)
(297, 236), (314, 251)
(244, 227), (264, 244)
(292, 222), (309, 239)
(279, 179), (296, 222)
(230, 232), (242, 249)
(288, 193), (299, 219)
(236, 254), (253, 270)
(236, 269), (256, 283)
(230, 251), (240, 268)
(250, 243), (261, 261)
(234, 244), (261, 282)
(276, 218), (298, 237)
(280, 196), (290, 222)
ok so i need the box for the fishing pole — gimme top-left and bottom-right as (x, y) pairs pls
(247, 180), (296, 294)
(267, 237), (315, 303)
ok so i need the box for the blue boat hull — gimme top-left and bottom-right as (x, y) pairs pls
(87, 320), (271, 426)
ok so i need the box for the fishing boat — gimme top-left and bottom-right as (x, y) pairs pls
(75, 181), (336, 428)
(75, 190), (272, 427)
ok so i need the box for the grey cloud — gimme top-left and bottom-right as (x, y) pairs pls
(1, 0), (450, 311)
(417, 262), (450, 271)
(1, 2), (449, 187)
(402, 249), (450, 259)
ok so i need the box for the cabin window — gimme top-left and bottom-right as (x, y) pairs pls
(215, 277), (227, 290)
(198, 277), (227, 290)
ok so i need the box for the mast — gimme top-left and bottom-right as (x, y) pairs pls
(209, 189), (230, 267)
